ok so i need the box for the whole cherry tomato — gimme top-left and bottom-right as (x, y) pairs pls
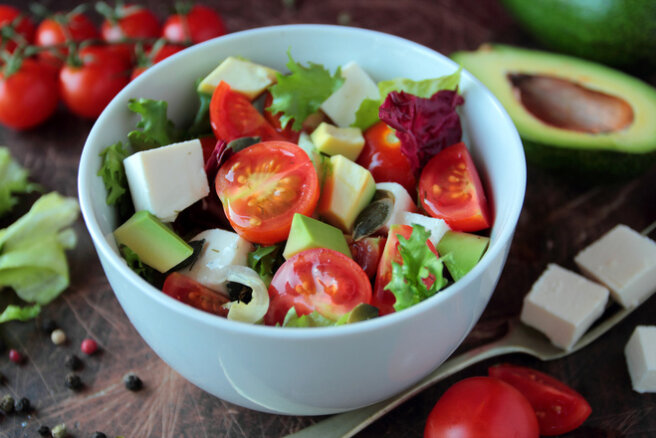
(0, 5), (35, 52)
(35, 11), (98, 66)
(0, 59), (59, 130)
(357, 121), (416, 196)
(130, 43), (184, 80)
(425, 376), (539, 438)
(100, 4), (160, 61)
(59, 46), (129, 118)
(162, 4), (226, 44)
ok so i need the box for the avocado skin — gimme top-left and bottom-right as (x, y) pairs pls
(523, 140), (656, 181)
(501, 0), (656, 68)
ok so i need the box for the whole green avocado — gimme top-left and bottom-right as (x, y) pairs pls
(501, 0), (656, 68)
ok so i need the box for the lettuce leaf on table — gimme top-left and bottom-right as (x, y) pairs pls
(0, 147), (39, 216)
(0, 192), (79, 308)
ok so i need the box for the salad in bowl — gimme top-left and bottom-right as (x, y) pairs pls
(78, 25), (524, 414)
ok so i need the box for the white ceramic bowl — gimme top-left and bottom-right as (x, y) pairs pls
(78, 24), (525, 415)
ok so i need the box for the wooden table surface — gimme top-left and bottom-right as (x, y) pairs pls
(1, 0), (655, 437)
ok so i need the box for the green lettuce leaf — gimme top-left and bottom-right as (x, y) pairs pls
(384, 224), (448, 312)
(186, 78), (213, 139)
(0, 147), (39, 216)
(127, 98), (180, 151)
(352, 68), (462, 130)
(119, 244), (162, 286)
(0, 303), (41, 323)
(98, 141), (133, 222)
(267, 50), (344, 131)
(282, 307), (335, 327)
(0, 192), (79, 305)
(247, 243), (284, 287)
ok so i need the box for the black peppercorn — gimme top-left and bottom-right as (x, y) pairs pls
(64, 354), (83, 371)
(92, 432), (108, 438)
(14, 396), (31, 413)
(41, 319), (57, 334)
(123, 373), (143, 391)
(65, 373), (83, 391)
(0, 394), (14, 413)
(38, 425), (51, 436)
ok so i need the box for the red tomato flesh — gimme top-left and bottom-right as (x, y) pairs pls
(264, 248), (372, 325)
(488, 364), (592, 436)
(215, 141), (319, 244)
(418, 141), (491, 232)
(372, 224), (438, 316)
(424, 376), (539, 438)
(357, 121), (416, 196)
(163, 272), (229, 317)
(210, 81), (285, 143)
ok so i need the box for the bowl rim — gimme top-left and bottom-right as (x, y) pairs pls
(78, 23), (526, 340)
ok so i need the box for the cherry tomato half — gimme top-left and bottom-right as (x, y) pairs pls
(215, 141), (319, 244)
(357, 121), (416, 196)
(488, 364), (592, 436)
(418, 141), (491, 232)
(210, 81), (285, 143)
(0, 59), (59, 130)
(162, 4), (226, 44)
(372, 224), (438, 315)
(264, 248), (373, 325)
(59, 46), (130, 118)
(163, 272), (229, 317)
(0, 5), (35, 52)
(425, 376), (539, 438)
(35, 12), (98, 66)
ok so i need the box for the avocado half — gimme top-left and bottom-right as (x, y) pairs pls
(501, 0), (656, 68)
(451, 45), (656, 178)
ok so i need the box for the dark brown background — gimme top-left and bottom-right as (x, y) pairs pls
(1, 0), (655, 437)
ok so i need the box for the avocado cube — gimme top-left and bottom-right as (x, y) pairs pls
(318, 155), (376, 233)
(283, 214), (352, 260)
(436, 230), (490, 281)
(197, 56), (279, 99)
(310, 122), (365, 161)
(114, 210), (193, 273)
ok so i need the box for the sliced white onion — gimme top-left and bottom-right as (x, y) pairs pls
(205, 265), (269, 324)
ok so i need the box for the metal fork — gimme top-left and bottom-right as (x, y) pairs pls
(285, 223), (656, 438)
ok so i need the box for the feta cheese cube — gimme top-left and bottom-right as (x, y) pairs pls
(625, 326), (656, 393)
(401, 212), (450, 247)
(179, 228), (253, 294)
(124, 139), (209, 223)
(520, 264), (609, 350)
(574, 224), (656, 308)
(320, 61), (379, 128)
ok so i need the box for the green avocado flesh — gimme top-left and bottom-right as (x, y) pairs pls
(436, 231), (489, 282)
(501, 0), (656, 68)
(451, 45), (656, 178)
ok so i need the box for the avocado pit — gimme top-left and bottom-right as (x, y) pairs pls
(508, 73), (634, 134)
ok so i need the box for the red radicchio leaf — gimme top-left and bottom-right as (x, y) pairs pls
(379, 89), (464, 174)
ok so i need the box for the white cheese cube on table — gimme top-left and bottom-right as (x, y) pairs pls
(124, 139), (209, 223)
(179, 228), (253, 295)
(575, 224), (656, 308)
(197, 56), (278, 99)
(401, 212), (450, 247)
(320, 61), (379, 128)
(625, 326), (656, 393)
(520, 263), (609, 350)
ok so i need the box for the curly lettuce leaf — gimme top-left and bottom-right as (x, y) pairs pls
(98, 141), (133, 222)
(0, 303), (41, 323)
(0, 192), (79, 305)
(267, 50), (344, 131)
(119, 244), (163, 286)
(127, 98), (180, 151)
(0, 147), (39, 216)
(282, 307), (335, 327)
(247, 243), (284, 286)
(352, 68), (462, 131)
(384, 224), (448, 312)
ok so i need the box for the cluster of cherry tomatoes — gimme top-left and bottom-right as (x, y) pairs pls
(0, 3), (226, 130)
